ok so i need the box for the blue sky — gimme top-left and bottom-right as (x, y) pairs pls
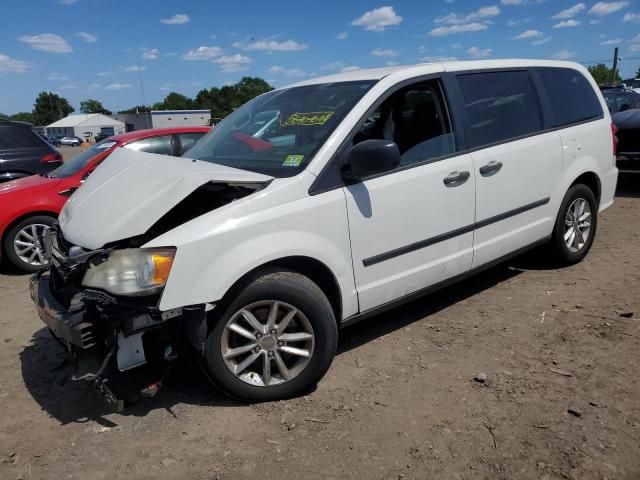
(1, 0), (639, 114)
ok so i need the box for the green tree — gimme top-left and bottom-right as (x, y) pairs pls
(153, 92), (195, 111)
(635, 66), (640, 79)
(32, 91), (74, 126)
(9, 112), (34, 123)
(117, 105), (150, 114)
(195, 77), (273, 118)
(80, 99), (112, 116)
(587, 63), (621, 85)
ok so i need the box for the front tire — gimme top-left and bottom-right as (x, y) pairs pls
(2, 215), (56, 272)
(202, 271), (338, 402)
(551, 184), (598, 265)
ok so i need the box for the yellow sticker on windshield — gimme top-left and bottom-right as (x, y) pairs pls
(283, 154), (304, 167)
(284, 111), (334, 126)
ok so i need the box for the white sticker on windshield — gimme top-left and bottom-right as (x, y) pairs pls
(97, 141), (117, 150)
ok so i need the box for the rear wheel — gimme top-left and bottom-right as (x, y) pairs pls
(3, 215), (56, 272)
(202, 271), (338, 402)
(550, 184), (598, 265)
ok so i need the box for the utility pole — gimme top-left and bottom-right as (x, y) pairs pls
(611, 47), (619, 83)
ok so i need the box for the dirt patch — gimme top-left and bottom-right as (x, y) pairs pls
(1, 174), (639, 480)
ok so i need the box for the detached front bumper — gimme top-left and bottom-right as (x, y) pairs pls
(29, 271), (97, 349)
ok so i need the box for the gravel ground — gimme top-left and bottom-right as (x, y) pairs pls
(0, 174), (639, 480)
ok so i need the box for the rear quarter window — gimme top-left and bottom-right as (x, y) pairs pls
(537, 67), (603, 127)
(0, 125), (46, 150)
(456, 70), (542, 149)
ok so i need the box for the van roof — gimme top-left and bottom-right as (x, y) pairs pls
(285, 59), (584, 88)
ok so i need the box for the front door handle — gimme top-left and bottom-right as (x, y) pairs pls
(443, 170), (470, 187)
(479, 161), (503, 176)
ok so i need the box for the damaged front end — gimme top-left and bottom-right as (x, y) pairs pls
(28, 148), (274, 410)
(29, 226), (209, 411)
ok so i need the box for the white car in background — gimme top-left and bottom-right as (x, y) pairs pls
(31, 59), (618, 405)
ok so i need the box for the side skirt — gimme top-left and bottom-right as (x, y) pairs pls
(340, 236), (551, 329)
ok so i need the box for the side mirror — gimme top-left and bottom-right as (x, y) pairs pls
(343, 139), (400, 181)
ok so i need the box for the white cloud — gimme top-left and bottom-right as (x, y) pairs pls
(47, 72), (68, 81)
(159, 83), (172, 92)
(0, 53), (29, 75)
(420, 55), (459, 62)
(341, 66), (361, 72)
(371, 48), (398, 57)
(467, 46), (492, 58)
(623, 12), (640, 23)
(214, 54), (251, 72)
(588, 2), (629, 16)
(105, 83), (132, 90)
(600, 38), (621, 45)
(160, 14), (190, 25)
(351, 6), (402, 32)
(75, 32), (97, 43)
(141, 48), (159, 60)
(552, 3), (586, 19)
(320, 61), (347, 71)
(269, 65), (306, 77)
(336, 31), (349, 40)
(501, 0), (526, 4)
(553, 19), (581, 28)
(507, 18), (528, 27)
(436, 5), (500, 25)
(97, 70), (112, 77)
(531, 36), (552, 45)
(182, 46), (224, 61)
(233, 38), (308, 52)
(58, 0), (78, 5)
(125, 65), (147, 72)
(513, 29), (543, 39)
(551, 49), (575, 60)
(18, 33), (71, 53)
(630, 43), (640, 52)
(429, 22), (489, 36)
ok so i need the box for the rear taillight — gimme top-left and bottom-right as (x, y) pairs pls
(40, 152), (62, 164)
(611, 122), (619, 156)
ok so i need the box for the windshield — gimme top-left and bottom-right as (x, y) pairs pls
(185, 81), (376, 177)
(48, 140), (119, 178)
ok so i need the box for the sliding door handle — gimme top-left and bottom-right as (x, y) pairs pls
(479, 161), (503, 176)
(443, 170), (470, 187)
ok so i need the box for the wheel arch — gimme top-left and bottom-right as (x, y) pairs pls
(207, 255), (343, 329)
(1, 210), (58, 258)
(570, 171), (601, 204)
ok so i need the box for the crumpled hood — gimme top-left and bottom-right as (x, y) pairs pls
(612, 108), (640, 129)
(59, 147), (273, 249)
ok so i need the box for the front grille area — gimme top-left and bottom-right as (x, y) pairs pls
(617, 128), (640, 156)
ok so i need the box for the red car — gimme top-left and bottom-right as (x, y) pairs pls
(0, 126), (210, 272)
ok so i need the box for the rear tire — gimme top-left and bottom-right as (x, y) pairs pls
(202, 271), (338, 402)
(550, 184), (598, 265)
(3, 215), (56, 273)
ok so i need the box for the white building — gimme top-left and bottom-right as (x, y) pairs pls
(150, 110), (212, 128)
(46, 113), (125, 140)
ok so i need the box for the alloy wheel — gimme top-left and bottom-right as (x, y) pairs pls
(564, 198), (592, 253)
(13, 223), (50, 267)
(220, 300), (315, 387)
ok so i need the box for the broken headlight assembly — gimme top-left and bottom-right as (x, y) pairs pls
(81, 248), (176, 296)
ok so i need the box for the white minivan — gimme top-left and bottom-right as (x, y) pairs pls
(31, 60), (618, 404)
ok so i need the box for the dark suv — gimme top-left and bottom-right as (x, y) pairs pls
(0, 119), (62, 182)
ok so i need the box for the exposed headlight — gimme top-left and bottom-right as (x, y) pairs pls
(81, 248), (176, 296)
